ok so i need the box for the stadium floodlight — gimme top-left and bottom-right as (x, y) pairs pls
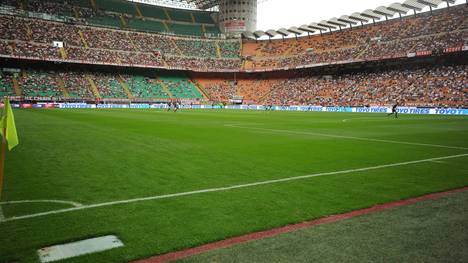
(402, 0), (426, 11)
(288, 26), (304, 35)
(265, 29), (279, 38)
(374, 6), (396, 19)
(308, 22), (329, 31)
(387, 2), (411, 16)
(361, 9), (382, 21)
(416, 0), (443, 8)
(318, 20), (337, 31)
(308, 22), (329, 35)
(241, 31), (256, 40)
(443, 0), (456, 4)
(349, 12), (370, 23)
(253, 30), (266, 38)
(328, 18), (348, 30)
(298, 25), (316, 34)
(288, 27), (306, 38)
(276, 28), (290, 37)
(416, 0), (446, 12)
(338, 15), (359, 25)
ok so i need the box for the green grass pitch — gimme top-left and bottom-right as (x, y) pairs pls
(0, 109), (467, 262)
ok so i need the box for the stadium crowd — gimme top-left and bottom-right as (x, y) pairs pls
(244, 5), (466, 69)
(2, 64), (466, 107)
(0, 3), (465, 71)
(262, 65), (467, 107)
(201, 81), (237, 102)
(0, 14), (242, 69)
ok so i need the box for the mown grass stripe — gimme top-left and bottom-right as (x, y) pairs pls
(226, 124), (468, 150)
(2, 153), (467, 223)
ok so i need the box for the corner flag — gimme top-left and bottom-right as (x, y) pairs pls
(0, 97), (18, 199)
(1, 98), (18, 151)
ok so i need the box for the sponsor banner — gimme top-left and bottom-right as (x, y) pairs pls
(325, 107), (353, 113)
(130, 104), (150, 109)
(355, 107), (390, 113)
(58, 103), (96, 109)
(34, 103), (56, 109)
(396, 107), (431, 115)
(96, 104), (151, 109)
(223, 20), (246, 32)
(150, 104), (167, 109)
(23, 103), (468, 115)
(97, 104), (128, 109)
(21, 103), (33, 109)
(432, 108), (468, 115)
(44, 103), (55, 109)
(444, 46), (463, 53)
(416, 50), (432, 57)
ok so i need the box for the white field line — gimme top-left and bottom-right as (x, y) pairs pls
(225, 124), (468, 150)
(430, 160), (448, 164)
(1, 153), (467, 223)
(0, 199), (83, 207)
(0, 205), (4, 222)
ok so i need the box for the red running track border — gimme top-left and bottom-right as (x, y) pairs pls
(133, 186), (468, 263)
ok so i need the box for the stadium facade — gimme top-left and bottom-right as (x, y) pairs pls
(0, 0), (466, 110)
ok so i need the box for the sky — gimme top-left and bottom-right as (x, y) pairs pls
(256, 0), (465, 31)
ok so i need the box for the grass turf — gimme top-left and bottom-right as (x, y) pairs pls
(178, 189), (468, 263)
(0, 109), (467, 262)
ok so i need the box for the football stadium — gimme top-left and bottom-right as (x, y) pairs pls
(0, 0), (467, 262)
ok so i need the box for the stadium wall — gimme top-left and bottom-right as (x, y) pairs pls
(9, 103), (468, 116)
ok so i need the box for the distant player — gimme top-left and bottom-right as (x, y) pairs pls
(167, 101), (172, 111)
(387, 103), (398, 118)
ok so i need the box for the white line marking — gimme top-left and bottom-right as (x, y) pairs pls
(0, 199), (83, 207)
(430, 160), (448, 164)
(0, 205), (4, 222)
(225, 124), (468, 150)
(1, 153), (467, 223)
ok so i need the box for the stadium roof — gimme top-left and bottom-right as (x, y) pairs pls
(128, 0), (219, 10)
(183, 0), (219, 9)
(131, 0), (271, 10)
(246, 0), (459, 39)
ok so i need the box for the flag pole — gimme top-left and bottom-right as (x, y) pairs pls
(0, 127), (5, 199)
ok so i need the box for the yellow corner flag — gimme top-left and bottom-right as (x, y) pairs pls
(1, 98), (18, 151)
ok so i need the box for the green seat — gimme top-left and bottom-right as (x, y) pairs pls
(72, 0), (92, 8)
(128, 18), (167, 33)
(87, 16), (121, 28)
(138, 4), (167, 20)
(126, 76), (169, 99)
(193, 11), (214, 24)
(167, 9), (192, 23)
(95, 0), (136, 15)
(158, 74), (202, 99)
(204, 25), (221, 35)
(169, 23), (203, 36)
